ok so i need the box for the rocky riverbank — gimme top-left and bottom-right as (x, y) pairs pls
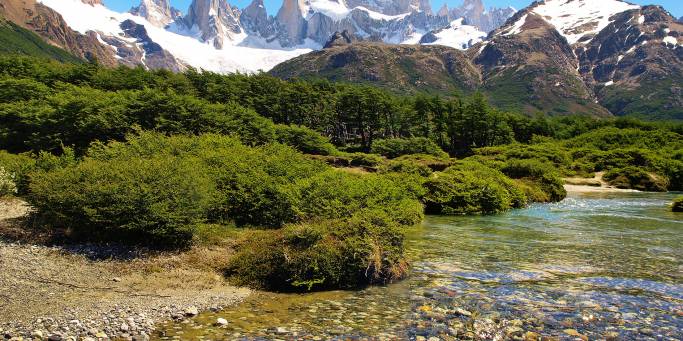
(0, 198), (250, 341)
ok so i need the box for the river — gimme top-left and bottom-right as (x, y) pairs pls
(155, 191), (682, 340)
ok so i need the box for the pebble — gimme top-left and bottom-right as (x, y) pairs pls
(215, 318), (228, 326)
(184, 307), (199, 317)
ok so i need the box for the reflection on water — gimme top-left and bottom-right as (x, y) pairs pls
(155, 192), (683, 340)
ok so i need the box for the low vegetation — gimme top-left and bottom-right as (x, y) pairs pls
(1, 55), (680, 292)
(673, 197), (683, 212)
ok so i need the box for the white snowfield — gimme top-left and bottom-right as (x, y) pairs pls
(531, 0), (639, 45)
(422, 19), (487, 50)
(37, 0), (314, 73)
(499, 0), (640, 45)
(303, 0), (412, 21)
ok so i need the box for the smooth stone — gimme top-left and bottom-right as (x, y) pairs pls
(215, 318), (228, 326)
(184, 307), (199, 317)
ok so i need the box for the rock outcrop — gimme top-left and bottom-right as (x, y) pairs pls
(450, 0), (515, 33)
(323, 30), (360, 48)
(181, 0), (243, 49)
(130, 0), (181, 27)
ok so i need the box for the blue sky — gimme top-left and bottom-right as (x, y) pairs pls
(106, 0), (682, 18)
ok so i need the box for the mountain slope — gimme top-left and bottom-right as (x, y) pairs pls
(0, 16), (82, 62)
(270, 42), (482, 95)
(578, 6), (683, 119)
(471, 12), (610, 116)
(0, 0), (118, 66)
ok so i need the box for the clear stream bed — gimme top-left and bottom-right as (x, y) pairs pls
(155, 192), (683, 340)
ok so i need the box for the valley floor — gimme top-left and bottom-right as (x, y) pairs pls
(0, 198), (250, 341)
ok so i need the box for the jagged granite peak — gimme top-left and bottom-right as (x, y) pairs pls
(275, 0), (307, 45)
(436, 4), (449, 19)
(182, 0), (243, 48)
(130, 0), (181, 27)
(450, 0), (515, 33)
(241, 0), (270, 33)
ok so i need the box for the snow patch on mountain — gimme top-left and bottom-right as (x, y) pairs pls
(503, 14), (527, 36)
(37, 0), (313, 73)
(304, 1), (412, 22)
(531, 0), (639, 45)
(420, 18), (486, 49)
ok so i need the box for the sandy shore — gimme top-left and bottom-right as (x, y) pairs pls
(563, 172), (639, 194)
(0, 198), (250, 341)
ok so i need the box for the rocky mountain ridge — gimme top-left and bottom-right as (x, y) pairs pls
(274, 0), (682, 119)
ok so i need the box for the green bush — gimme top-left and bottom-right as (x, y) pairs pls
(423, 161), (526, 215)
(29, 155), (214, 246)
(226, 209), (408, 291)
(392, 154), (454, 171)
(602, 167), (669, 192)
(380, 159), (433, 177)
(371, 137), (448, 159)
(672, 197), (683, 212)
(88, 133), (327, 228)
(500, 159), (567, 202)
(275, 124), (338, 156)
(0, 150), (35, 195)
(0, 77), (51, 103)
(345, 152), (384, 168)
(291, 170), (423, 226)
(0, 166), (16, 196)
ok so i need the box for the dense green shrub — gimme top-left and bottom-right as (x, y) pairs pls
(423, 162), (526, 215)
(0, 77), (51, 103)
(87, 133), (327, 228)
(602, 167), (669, 192)
(226, 209), (408, 291)
(291, 170), (423, 225)
(0, 166), (16, 196)
(29, 155), (214, 246)
(275, 124), (338, 156)
(0, 150), (35, 195)
(672, 197), (683, 212)
(392, 154), (454, 171)
(500, 159), (567, 202)
(380, 159), (433, 177)
(565, 127), (683, 151)
(371, 137), (448, 159)
(345, 152), (384, 168)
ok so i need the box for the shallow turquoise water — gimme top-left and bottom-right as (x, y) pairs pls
(156, 192), (682, 340)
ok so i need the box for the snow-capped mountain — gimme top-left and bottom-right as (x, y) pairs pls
(23, 0), (515, 73)
(469, 0), (682, 117)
